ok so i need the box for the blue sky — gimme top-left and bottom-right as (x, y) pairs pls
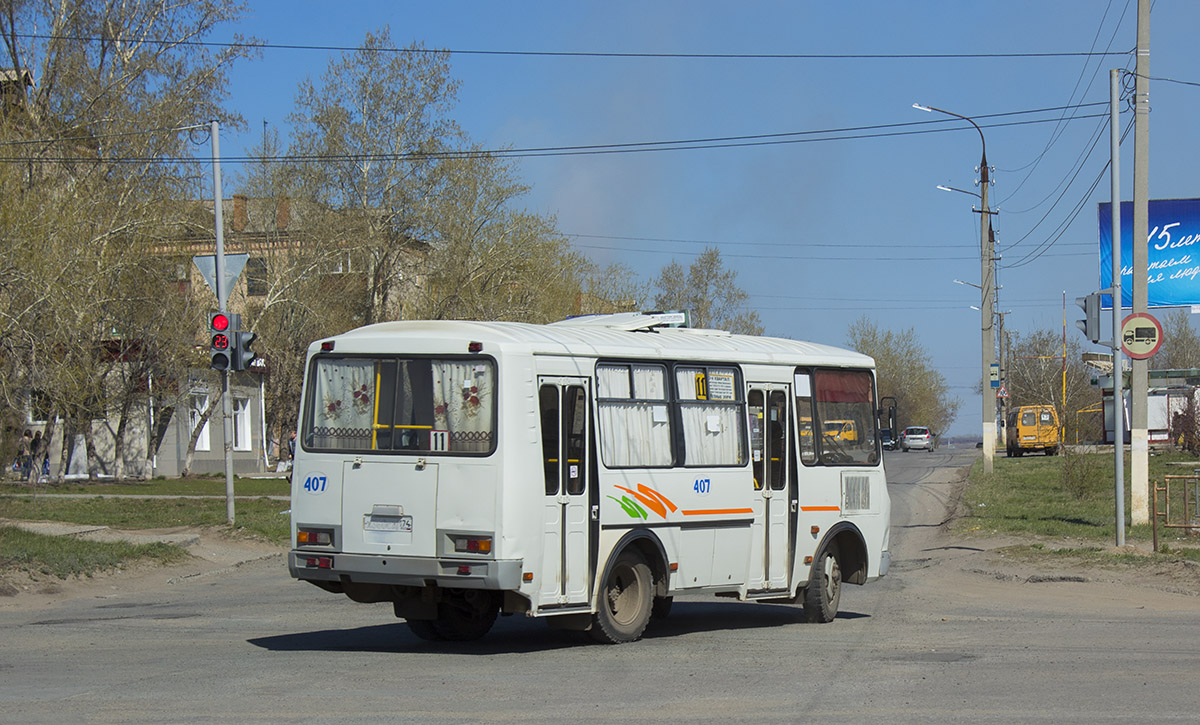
(211, 1), (1200, 436)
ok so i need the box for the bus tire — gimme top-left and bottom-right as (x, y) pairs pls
(431, 589), (499, 641)
(589, 548), (653, 644)
(406, 619), (442, 641)
(804, 543), (842, 623)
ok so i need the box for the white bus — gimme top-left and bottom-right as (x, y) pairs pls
(288, 313), (891, 643)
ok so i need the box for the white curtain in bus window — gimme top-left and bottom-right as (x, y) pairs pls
(597, 364), (671, 467)
(431, 361), (495, 453)
(310, 358), (375, 449)
(675, 366), (745, 466)
(813, 369), (878, 465)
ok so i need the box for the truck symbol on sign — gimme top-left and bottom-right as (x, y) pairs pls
(1123, 327), (1157, 346)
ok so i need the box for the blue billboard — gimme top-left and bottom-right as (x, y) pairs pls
(1098, 198), (1200, 308)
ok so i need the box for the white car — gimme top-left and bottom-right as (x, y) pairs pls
(901, 426), (935, 452)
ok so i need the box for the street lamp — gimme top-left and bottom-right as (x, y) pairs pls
(937, 184), (980, 199)
(917, 102), (998, 472)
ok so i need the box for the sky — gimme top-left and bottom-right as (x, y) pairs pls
(208, 1), (1200, 437)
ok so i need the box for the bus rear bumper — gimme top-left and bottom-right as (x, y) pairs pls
(289, 551), (524, 591)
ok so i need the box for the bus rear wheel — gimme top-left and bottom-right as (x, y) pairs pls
(589, 549), (653, 644)
(804, 544), (842, 623)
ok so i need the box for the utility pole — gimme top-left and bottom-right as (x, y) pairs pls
(211, 120), (236, 526)
(1130, 0), (1150, 525)
(914, 103), (996, 471)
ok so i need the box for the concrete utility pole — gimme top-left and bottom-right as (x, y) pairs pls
(917, 103), (998, 470)
(211, 120), (236, 526)
(1130, 0), (1150, 524)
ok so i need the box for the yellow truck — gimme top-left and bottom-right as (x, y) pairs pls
(1005, 405), (1060, 457)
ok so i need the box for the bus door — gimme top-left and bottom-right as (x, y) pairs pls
(747, 386), (793, 592)
(536, 378), (593, 609)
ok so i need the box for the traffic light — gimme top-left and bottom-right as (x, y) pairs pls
(210, 312), (233, 370)
(232, 330), (257, 372)
(1075, 292), (1101, 344)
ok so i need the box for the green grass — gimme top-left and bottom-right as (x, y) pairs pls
(957, 448), (1200, 560)
(0, 475), (290, 497)
(0, 525), (191, 579)
(0, 495), (291, 546)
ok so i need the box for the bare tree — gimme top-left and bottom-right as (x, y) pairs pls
(845, 317), (960, 436)
(653, 247), (762, 334)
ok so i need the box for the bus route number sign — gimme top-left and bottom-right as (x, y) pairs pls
(303, 474), (329, 495)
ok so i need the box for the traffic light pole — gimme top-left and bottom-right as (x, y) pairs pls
(211, 120), (235, 526)
(1109, 69), (1125, 546)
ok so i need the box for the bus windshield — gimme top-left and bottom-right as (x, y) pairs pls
(304, 356), (496, 454)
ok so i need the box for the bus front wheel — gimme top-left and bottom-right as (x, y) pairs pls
(804, 544), (842, 623)
(589, 548), (653, 644)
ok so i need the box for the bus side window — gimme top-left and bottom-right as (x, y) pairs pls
(794, 372), (817, 465)
(565, 386), (586, 495)
(540, 385), (560, 496)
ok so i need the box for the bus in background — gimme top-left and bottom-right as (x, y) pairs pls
(1006, 404), (1060, 456)
(288, 313), (891, 644)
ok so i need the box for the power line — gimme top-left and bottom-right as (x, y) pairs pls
(0, 105), (1110, 165)
(11, 33), (1133, 61)
(1002, 117), (1134, 269)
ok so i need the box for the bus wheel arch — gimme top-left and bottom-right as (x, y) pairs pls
(589, 531), (668, 643)
(803, 524), (868, 623)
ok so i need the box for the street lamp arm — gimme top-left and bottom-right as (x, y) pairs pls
(913, 102), (988, 175)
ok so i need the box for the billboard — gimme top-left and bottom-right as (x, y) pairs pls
(1098, 198), (1200, 308)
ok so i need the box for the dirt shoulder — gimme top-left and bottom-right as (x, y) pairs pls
(936, 466), (1200, 599)
(0, 526), (285, 610)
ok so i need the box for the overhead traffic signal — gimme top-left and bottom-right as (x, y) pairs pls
(1075, 292), (1101, 344)
(210, 312), (235, 370)
(232, 330), (257, 372)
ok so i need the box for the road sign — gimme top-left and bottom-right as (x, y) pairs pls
(997, 386), (1008, 399)
(1120, 312), (1163, 360)
(989, 363), (1000, 388)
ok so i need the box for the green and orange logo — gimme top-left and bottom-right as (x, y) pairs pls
(608, 483), (677, 520)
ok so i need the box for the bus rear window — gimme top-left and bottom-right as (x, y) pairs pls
(305, 357), (495, 455)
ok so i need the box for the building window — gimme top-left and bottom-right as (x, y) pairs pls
(246, 257), (268, 297)
(232, 397), (253, 451)
(190, 395), (211, 452)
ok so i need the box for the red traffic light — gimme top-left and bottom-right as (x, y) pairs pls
(211, 313), (230, 332)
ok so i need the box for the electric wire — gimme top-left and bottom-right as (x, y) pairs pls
(996, 0), (1132, 208)
(10, 32), (1134, 61)
(1003, 117), (1134, 270)
(0, 106), (1110, 165)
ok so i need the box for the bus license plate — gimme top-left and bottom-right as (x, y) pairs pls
(363, 515), (413, 532)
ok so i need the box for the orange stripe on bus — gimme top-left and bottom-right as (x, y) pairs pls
(681, 508), (754, 516)
(800, 506), (841, 512)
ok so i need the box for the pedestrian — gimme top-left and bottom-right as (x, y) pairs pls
(28, 430), (42, 483)
(18, 429), (32, 482)
(288, 430), (296, 468)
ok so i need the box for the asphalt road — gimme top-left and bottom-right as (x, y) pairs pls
(2, 447), (1198, 724)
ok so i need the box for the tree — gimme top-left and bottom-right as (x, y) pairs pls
(652, 247), (762, 334)
(1153, 308), (1200, 370)
(0, 0), (253, 477)
(845, 317), (959, 436)
(287, 28), (462, 325)
(1004, 328), (1098, 443)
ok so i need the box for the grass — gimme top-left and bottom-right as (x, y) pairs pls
(0, 495), (291, 546)
(0, 475), (290, 497)
(0, 525), (191, 580)
(957, 448), (1200, 563)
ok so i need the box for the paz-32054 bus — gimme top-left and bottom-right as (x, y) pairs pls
(288, 313), (891, 643)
